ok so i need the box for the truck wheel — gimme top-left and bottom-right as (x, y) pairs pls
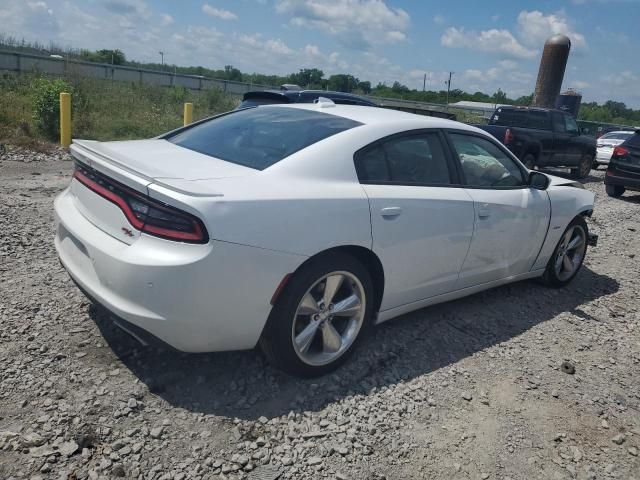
(571, 154), (592, 179)
(522, 154), (536, 170)
(605, 184), (625, 197)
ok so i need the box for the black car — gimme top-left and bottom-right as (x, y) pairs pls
(238, 89), (378, 109)
(604, 129), (640, 197)
(477, 106), (596, 178)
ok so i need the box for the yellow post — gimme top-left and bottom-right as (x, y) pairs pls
(183, 102), (193, 126)
(59, 92), (71, 147)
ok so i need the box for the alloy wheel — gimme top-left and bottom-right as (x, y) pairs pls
(554, 225), (587, 281)
(291, 271), (366, 366)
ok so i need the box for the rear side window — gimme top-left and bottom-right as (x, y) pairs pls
(528, 111), (550, 130)
(490, 109), (528, 128)
(168, 107), (361, 170)
(355, 132), (452, 185)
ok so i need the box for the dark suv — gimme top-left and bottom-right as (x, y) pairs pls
(605, 130), (640, 197)
(239, 90), (377, 109)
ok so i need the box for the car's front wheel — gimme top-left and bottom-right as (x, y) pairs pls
(260, 253), (374, 377)
(541, 216), (588, 288)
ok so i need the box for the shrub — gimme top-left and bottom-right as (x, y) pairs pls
(31, 78), (73, 140)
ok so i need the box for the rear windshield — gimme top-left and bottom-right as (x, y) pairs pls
(167, 107), (362, 170)
(601, 132), (633, 141)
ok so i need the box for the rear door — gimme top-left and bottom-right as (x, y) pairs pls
(355, 130), (475, 310)
(445, 131), (551, 288)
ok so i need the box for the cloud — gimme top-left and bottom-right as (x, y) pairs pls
(517, 10), (586, 49)
(275, 0), (410, 49)
(160, 13), (173, 26)
(202, 4), (238, 20)
(572, 80), (590, 89)
(433, 14), (444, 25)
(441, 27), (537, 59)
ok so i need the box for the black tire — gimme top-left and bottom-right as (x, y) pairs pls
(259, 252), (375, 377)
(605, 184), (625, 197)
(541, 216), (588, 288)
(522, 153), (536, 170)
(571, 153), (592, 179)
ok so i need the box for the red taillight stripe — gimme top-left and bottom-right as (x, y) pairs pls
(73, 170), (206, 242)
(73, 170), (144, 230)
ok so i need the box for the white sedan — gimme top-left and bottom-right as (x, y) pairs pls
(595, 130), (634, 167)
(54, 102), (597, 376)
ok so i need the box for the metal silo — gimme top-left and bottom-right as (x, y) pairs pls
(555, 89), (582, 117)
(532, 35), (571, 109)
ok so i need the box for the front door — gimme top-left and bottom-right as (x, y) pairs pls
(446, 131), (551, 288)
(354, 130), (475, 310)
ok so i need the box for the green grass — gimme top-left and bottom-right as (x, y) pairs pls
(0, 73), (238, 145)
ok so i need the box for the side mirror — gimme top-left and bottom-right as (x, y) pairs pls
(528, 171), (550, 190)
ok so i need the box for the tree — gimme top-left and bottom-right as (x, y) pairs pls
(391, 81), (409, 93)
(223, 65), (242, 81)
(289, 68), (324, 88)
(492, 88), (507, 104)
(327, 74), (359, 93)
(357, 81), (372, 94)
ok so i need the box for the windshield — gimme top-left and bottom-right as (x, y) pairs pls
(167, 107), (362, 170)
(601, 132), (633, 141)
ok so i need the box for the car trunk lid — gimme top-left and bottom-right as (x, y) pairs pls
(68, 139), (251, 244)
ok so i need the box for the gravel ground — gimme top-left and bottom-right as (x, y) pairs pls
(1, 148), (639, 480)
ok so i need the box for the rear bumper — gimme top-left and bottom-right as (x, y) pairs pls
(605, 168), (640, 191)
(54, 187), (305, 352)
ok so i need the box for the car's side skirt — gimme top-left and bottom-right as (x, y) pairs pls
(375, 269), (545, 324)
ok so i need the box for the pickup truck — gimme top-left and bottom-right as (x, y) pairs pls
(477, 106), (596, 178)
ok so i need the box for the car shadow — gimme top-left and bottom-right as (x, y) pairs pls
(90, 266), (618, 420)
(615, 193), (640, 204)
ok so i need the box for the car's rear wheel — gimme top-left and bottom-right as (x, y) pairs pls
(571, 154), (592, 179)
(541, 216), (588, 288)
(260, 253), (374, 377)
(605, 184), (625, 197)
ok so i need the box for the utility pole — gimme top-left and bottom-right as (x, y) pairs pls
(423, 73), (426, 92)
(445, 71), (454, 108)
(159, 51), (164, 69)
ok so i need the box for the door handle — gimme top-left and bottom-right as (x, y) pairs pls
(380, 207), (402, 218)
(477, 204), (490, 218)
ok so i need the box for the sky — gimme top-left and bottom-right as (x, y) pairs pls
(1, 0), (639, 107)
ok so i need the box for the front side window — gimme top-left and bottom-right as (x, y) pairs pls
(167, 107), (362, 170)
(564, 115), (579, 134)
(355, 132), (452, 185)
(449, 133), (525, 188)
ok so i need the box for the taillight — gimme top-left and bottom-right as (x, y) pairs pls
(73, 163), (208, 244)
(504, 128), (514, 145)
(612, 146), (629, 158)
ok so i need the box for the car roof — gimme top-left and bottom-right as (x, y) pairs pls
(267, 103), (479, 132)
